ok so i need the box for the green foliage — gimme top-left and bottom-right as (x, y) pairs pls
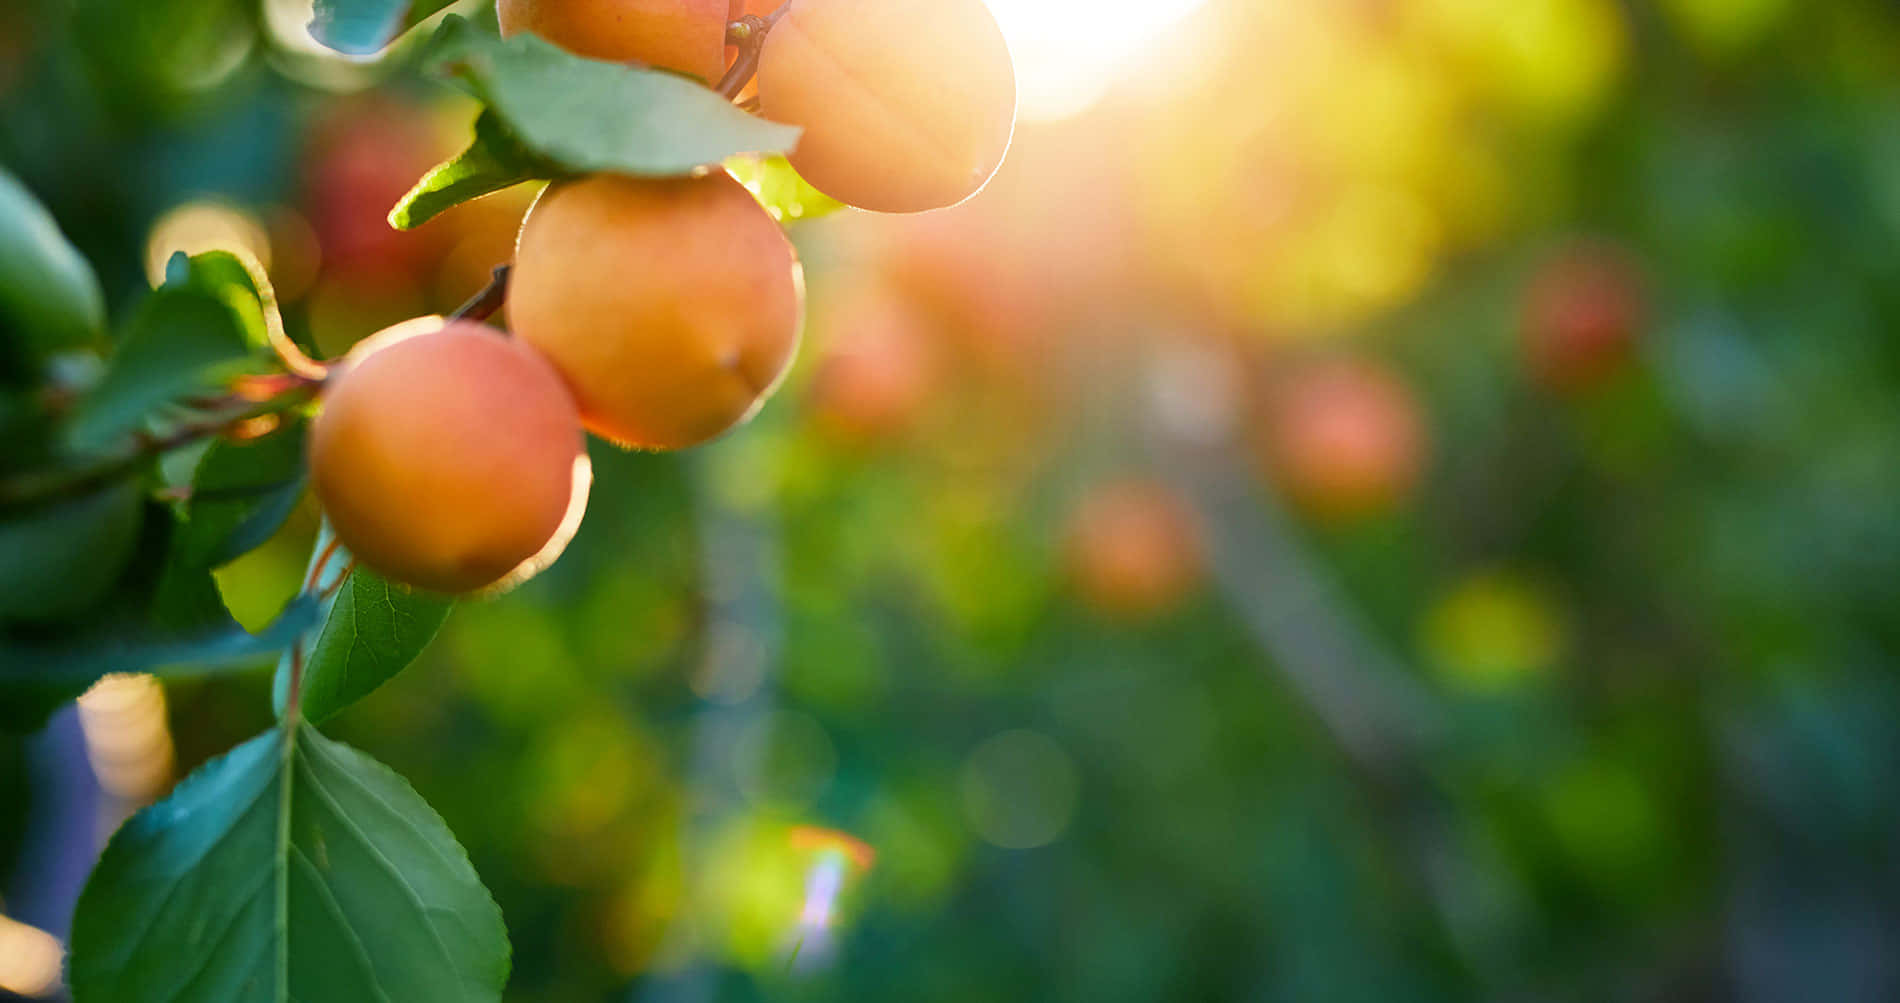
(0, 479), (144, 623)
(65, 252), (276, 454)
(0, 501), (320, 731)
(70, 721), (509, 1002)
(308, 0), (458, 56)
(390, 110), (556, 231)
(277, 566), (456, 725)
(0, 166), (105, 367)
(430, 16), (799, 173)
(176, 417), (309, 571)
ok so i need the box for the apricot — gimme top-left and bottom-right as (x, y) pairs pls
(757, 0), (1017, 213)
(509, 172), (804, 450)
(310, 318), (590, 594)
(1065, 481), (1204, 620)
(807, 287), (938, 446)
(498, 0), (742, 84)
(1522, 244), (1645, 393)
(1265, 358), (1426, 522)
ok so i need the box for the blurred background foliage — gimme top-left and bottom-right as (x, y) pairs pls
(6, 0), (1900, 1000)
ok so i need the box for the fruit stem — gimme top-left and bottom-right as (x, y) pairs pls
(717, 3), (791, 101)
(451, 264), (512, 324)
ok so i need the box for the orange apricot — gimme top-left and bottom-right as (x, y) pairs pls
(311, 318), (590, 594)
(1065, 481), (1204, 620)
(1264, 358), (1426, 522)
(757, 0), (1017, 213)
(498, 0), (743, 84)
(807, 286), (938, 446)
(509, 172), (804, 450)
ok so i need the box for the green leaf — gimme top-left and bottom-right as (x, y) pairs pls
(390, 111), (555, 231)
(726, 154), (846, 224)
(177, 417), (309, 570)
(425, 15), (801, 177)
(0, 502), (317, 731)
(0, 479), (145, 624)
(168, 249), (280, 353)
(66, 252), (279, 455)
(0, 166), (106, 362)
(309, 0), (457, 56)
(273, 525), (455, 724)
(70, 720), (510, 1002)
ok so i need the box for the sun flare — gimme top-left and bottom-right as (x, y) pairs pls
(982, 0), (1212, 120)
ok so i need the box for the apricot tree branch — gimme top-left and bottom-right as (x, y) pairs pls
(717, 4), (791, 101)
(0, 377), (323, 512)
(451, 265), (512, 324)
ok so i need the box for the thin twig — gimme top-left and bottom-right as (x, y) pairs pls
(451, 265), (512, 324)
(0, 379), (321, 512)
(319, 560), (357, 600)
(306, 536), (345, 593)
(716, 4), (791, 101)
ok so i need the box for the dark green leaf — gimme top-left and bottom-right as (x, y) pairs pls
(65, 287), (263, 454)
(0, 166), (105, 361)
(0, 502), (316, 731)
(309, 0), (457, 56)
(273, 525), (455, 724)
(390, 111), (555, 231)
(70, 721), (510, 1002)
(425, 16), (801, 177)
(0, 479), (145, 624)
(177, 417), (308, 569)
(726, 154), (846, 224)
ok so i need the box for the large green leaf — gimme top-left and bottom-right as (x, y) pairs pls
(70, 721), (510, 1002)
(390, 110), (555, 231)
(66, 252), (276, 455)
(177, 417), (309, 570)
(273, 525), (455, 724)
(427, 16), (800, 177)
(0, 166), (106, 362)
(309, 0), (457, 56)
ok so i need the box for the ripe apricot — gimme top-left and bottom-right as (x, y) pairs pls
(807, 287), (938, 446)
(311, 318), (590, 595)
(1065, 481), (1204, 620)
(757, 0), (1017, 213)
(509, 172), (804, 450)
(498, 0), (742, 84)
(1265, 358), (1426, 522)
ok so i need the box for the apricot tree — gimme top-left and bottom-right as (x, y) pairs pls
(0, 1), (1016, 998)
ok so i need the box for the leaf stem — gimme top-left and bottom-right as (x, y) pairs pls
(450, 265), (512, 324)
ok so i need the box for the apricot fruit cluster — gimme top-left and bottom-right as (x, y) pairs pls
(312, 2), (1019, 593)
(504, 0), (1017, 213)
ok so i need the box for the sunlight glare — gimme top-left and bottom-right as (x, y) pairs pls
(983, 0), (1211, 120)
